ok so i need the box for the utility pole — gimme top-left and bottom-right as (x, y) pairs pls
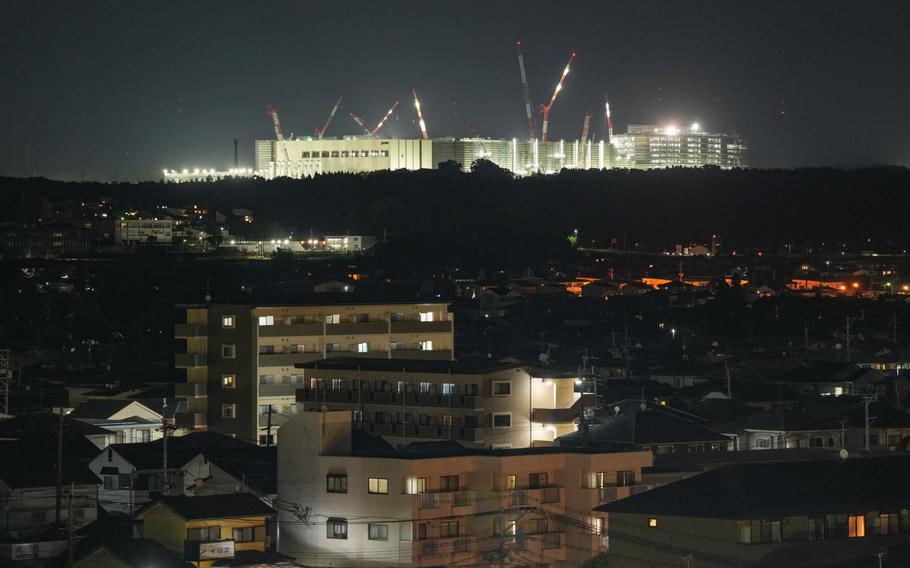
(681, 553), (695, 568)
(0, 349), (9, 416)
(863, 395), (878, 453)
(67, 482), (75, 568)
(266, 404), (273, 447)
(161, 398), (170, 494)
(724, 359), (732, 398)
(845, 312), (864, 362)
(56, 408), (64, 526)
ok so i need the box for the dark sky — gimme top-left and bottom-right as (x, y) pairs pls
(2, 0), (909, 181)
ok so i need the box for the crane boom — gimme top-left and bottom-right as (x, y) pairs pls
(266, 106), (285, 141)
(315, 96), (343, 139)
(371, 100), (399, 136)
(540, 52), (576, 142)
(412, 89), (429, 140)
(350, 113), (371, 136)
(605, 95), (614, 140)
(578, 112), (592, 166)
(516, 41), (537, 140)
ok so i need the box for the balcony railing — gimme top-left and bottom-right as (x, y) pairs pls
(259, 383), (300, 397)
(297, 389), (480, 409)
(596, 484), (650, 504)
(390, 320), (453, 334)
(531, 393), (598, 423)
(175, 382), (206, 398)
(174, 323), (207, 337)
(389, 349), (453, 361)
(258, 352), (319, 367)
(259, 323), (324, 337)
(175, 411), (206, 429)
(354, 421), (480, 442)
(175, 353), (207, 367)
(258, 413), (291, 427)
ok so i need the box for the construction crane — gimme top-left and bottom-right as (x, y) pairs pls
(371, 100), (399, 136)
(468, 122), (488, 157)
(515, 41), (537, 140)
(540, 52), (576, 143)
(266, 106), (290, 162)
(578, 112), (592, 165)
(412, 89), (428, 140)
(350, 113), (372, 136)
(315, 96), (343, 139)
(604, 95), (614, 141)
(266, 106), (285, 141)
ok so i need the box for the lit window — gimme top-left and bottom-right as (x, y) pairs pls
(221, 344), (236, 359)
(356, 342), (368, 353)
(325, 314), (340, 324)
(505, 474), (517, 491)
(405, 476), (427, 495)
(492, 413), (511, 428)
(649, 518), (658, 528)
(848, 514), (865, 538)
(369, 478), (389, 494)
(222, 374), (235, 388)
(442, 383), (456, 395)
(419, 340), (433, 351)
(258, 315), (274, 326)
(221, 404), (236, 418)
(419, 311), (434, 322)
(368, 523), (389, 541)
(222, 315), (235, 328)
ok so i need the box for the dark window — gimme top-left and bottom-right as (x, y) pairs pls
(464, 384), (479, 396)
(327, 474), (348, 493)
(464, 415), (479, 428)
(233, 526), (265, 542)
(327, 518), (348, 539)
(492, 414), (511, 428)
(529, 472), (548, 489)
(117, 474), (132, 489)
(440, 521), (459, 537)
(492, 382), (511, 395)
(617, 470), (636, 487)
(441, 475), (459, 492)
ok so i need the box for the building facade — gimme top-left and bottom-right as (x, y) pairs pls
(175, 302), (455, 444)
(294, 358), (596, 449)
(255, 138), (433, 178)
(114, 219), (174, 245)
(277, 410), (653, 568)
(611, 124), (747, 169)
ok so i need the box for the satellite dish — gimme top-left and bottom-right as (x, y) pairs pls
(613, 405), (621, 415)
(839, 449), (849, 460)
(204, 293), (212, 303)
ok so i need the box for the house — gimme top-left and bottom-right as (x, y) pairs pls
(182, 445), (277, 502)
(0, 449), (100, 564)
(596, 456), (910, 567)
(277, 409), (653, 567)
(557, 409), (731, 456)
(136, 493), (276, 568)
(67, 399), (168, 447)
(71, 538), (186, 568)
(720, 411), (843, 450)
(775, 362), (888, 397)
(846, 405), (910, 452)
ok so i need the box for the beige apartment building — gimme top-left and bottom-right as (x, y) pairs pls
(277, 410), (653, 568)
(174, 301), (454, 444)
(294, 358), (596, 449)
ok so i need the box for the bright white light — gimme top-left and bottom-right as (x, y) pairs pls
(182, 169), (188, 174)
(665, 126), (679, 136)
(690, 122), (700, 132)
(162, 169), (168, 175)
(574, 379), (583, 385)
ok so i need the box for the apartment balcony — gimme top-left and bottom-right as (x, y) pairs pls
(389, 349), (453, 361)
(175, 382), (207, 398)
(258, 412), (291, 427)
(258, 352), (320, 367)
(175, 353), (207, 368)
(531, 393), (598, 423)
(596, 484), (651, 504)
(390, 320), (453, 334)
(296, 389), (481, 409)
(354, 421), (480, 442)
(175, 411), (206, 429)
(174, 323), (207, 337)
(325, 322), (389, 335)
(506, 486), (562, 508)
(259, 383), (301, 398)
(259, 323), (324, 337)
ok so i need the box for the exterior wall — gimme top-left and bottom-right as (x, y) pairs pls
(731, 429), (842, 450)
(611, 127), (747, 169)
(277, 411), (652, 567)
(114, 219), (173, 244)
(87, 447), (162, 516)
(256, 138), (433, 179)
(0, 482), (98, 538)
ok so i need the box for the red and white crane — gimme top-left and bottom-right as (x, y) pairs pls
(371, 100), (399, 136)
(604, 94), (614, 140)
(266, 106), (285, 141)
(315, 96), (343, 139)
(540, 52), (576, 143)
(412, 89), (428, 140)
(515, 41), (537, 140)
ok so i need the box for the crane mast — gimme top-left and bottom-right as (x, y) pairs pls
(540, 52), (576, 143)
(315, 96), (343, 139)
(516, 41), (537, 140)
(605, 95), (613, 141)
(266, 106), (285, 141)
(412, 89), (429, 140)
(371, 100), (399, 136)
(578, 112), (592, 166)
(350, 113), (372, 135)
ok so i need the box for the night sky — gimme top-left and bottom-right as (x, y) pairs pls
(2, 1), (909, 181)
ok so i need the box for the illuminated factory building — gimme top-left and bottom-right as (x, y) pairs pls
(611, 124), (748, 169)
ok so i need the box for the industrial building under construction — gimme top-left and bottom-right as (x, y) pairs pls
(167, 42), (748, 181)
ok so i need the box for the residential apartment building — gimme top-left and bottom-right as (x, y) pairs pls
(294, 358), (596, 449)
(277, 411), (653, 568)
(175, 301), (454, 444)
(597, 456), (910, 567)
